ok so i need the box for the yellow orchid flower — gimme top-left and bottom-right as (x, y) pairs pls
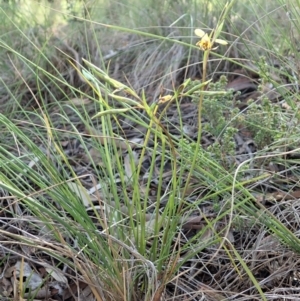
(158, 94), (173, 104)
(195, 28), (228, 51)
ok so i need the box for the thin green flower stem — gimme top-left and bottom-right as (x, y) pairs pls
(182, 50), (209, 200)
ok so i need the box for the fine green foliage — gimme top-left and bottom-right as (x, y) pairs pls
(1, 1), (300, 301)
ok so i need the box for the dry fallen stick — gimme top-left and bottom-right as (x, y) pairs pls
(255, 189), (300, 203)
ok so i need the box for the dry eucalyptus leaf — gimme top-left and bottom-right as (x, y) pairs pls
(134, 214), (164, 240)
(67, 182), (96, 207)
(226, 229), (235, 244)
(43, 265), (67, 284)
(82, 147), (104, 166)
(128, 137), (144, 147)
(124, 151), (139, 180)
(17, 156), (39, 179)
(12, 261), (43, 291)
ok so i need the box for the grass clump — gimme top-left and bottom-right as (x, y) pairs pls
(2, 1), (300, 301)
